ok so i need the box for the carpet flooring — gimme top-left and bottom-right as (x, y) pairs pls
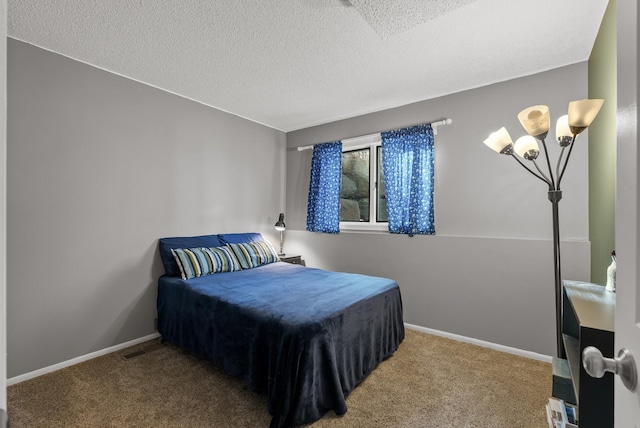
(7, 328), (551, 427)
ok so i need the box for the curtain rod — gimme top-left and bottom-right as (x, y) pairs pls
(296, 118), (452, 152)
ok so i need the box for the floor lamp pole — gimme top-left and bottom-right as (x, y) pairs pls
(549, 190), (564, 359)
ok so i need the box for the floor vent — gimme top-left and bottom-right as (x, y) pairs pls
(121, 342), (164, 360)
(121, 350), (146, 360)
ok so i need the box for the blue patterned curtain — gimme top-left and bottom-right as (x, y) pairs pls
(381, 124), (435, 236)
(306, 141), (342, 233)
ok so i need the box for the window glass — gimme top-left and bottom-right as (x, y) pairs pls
(340, 145), (388, 225)
(340, 149), (370, 222)
(376, 146), (388, 222)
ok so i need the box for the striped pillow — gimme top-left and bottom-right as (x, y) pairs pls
(228, 240), (280, 269)
(171, 246), (241, 280)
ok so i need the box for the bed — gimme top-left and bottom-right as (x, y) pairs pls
(157, 232), (405, 427)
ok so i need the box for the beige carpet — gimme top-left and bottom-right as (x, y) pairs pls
(8, 329), (551, 427)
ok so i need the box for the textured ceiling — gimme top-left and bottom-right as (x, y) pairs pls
(349, 0), (480, 39)
(8, 0), (608, 132)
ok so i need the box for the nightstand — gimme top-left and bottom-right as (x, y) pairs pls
(279, 254), (306, 266)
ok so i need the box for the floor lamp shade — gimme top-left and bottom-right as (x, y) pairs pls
(556, 115), (573, 147)
(568, 99), (604, 134)
(518, 105), (550, 139)
(514, 135), (540, 160)
(483, 127), (513, 155)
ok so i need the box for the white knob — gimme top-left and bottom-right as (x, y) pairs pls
(582, 346), (637, 392)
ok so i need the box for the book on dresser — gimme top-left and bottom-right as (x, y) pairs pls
(546, 397), (578, 428)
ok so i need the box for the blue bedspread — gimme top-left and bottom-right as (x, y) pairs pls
(157, 261), (404, 427)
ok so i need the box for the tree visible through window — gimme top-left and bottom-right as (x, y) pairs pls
(340, 145), (387, 224)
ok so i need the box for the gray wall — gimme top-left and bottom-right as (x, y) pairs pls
(7, 39), (286, 378)
(286, 63), (591, 356)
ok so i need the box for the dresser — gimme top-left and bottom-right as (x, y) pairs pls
(558, 280), (614, 428)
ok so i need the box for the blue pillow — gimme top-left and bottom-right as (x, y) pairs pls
(159, 234), (223, 277)
(217, 233), (264, 245)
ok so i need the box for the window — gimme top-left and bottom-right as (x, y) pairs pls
(339, 134), (387, 229)
(307, 124), (434, 236)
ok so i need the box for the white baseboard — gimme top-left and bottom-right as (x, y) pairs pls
(7, 332), (161, 386)
(405, 323), (553, 363)
(8, 325), (551, 386)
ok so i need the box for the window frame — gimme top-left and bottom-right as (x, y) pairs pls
(339, 134), (388, 232)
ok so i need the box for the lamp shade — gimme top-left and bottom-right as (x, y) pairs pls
(568, 99), (604, 134)
(517, 105), (550, 139)
(483, 127), (514, 155)
(555, 115), (573, 147)
(514, 135), (540, 160)
(274, 213), (285, 231)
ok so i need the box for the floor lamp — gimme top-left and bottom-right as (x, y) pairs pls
(483, 99), (604, 358)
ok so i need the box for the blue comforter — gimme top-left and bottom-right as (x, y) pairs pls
(157, 261), (404, 427)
